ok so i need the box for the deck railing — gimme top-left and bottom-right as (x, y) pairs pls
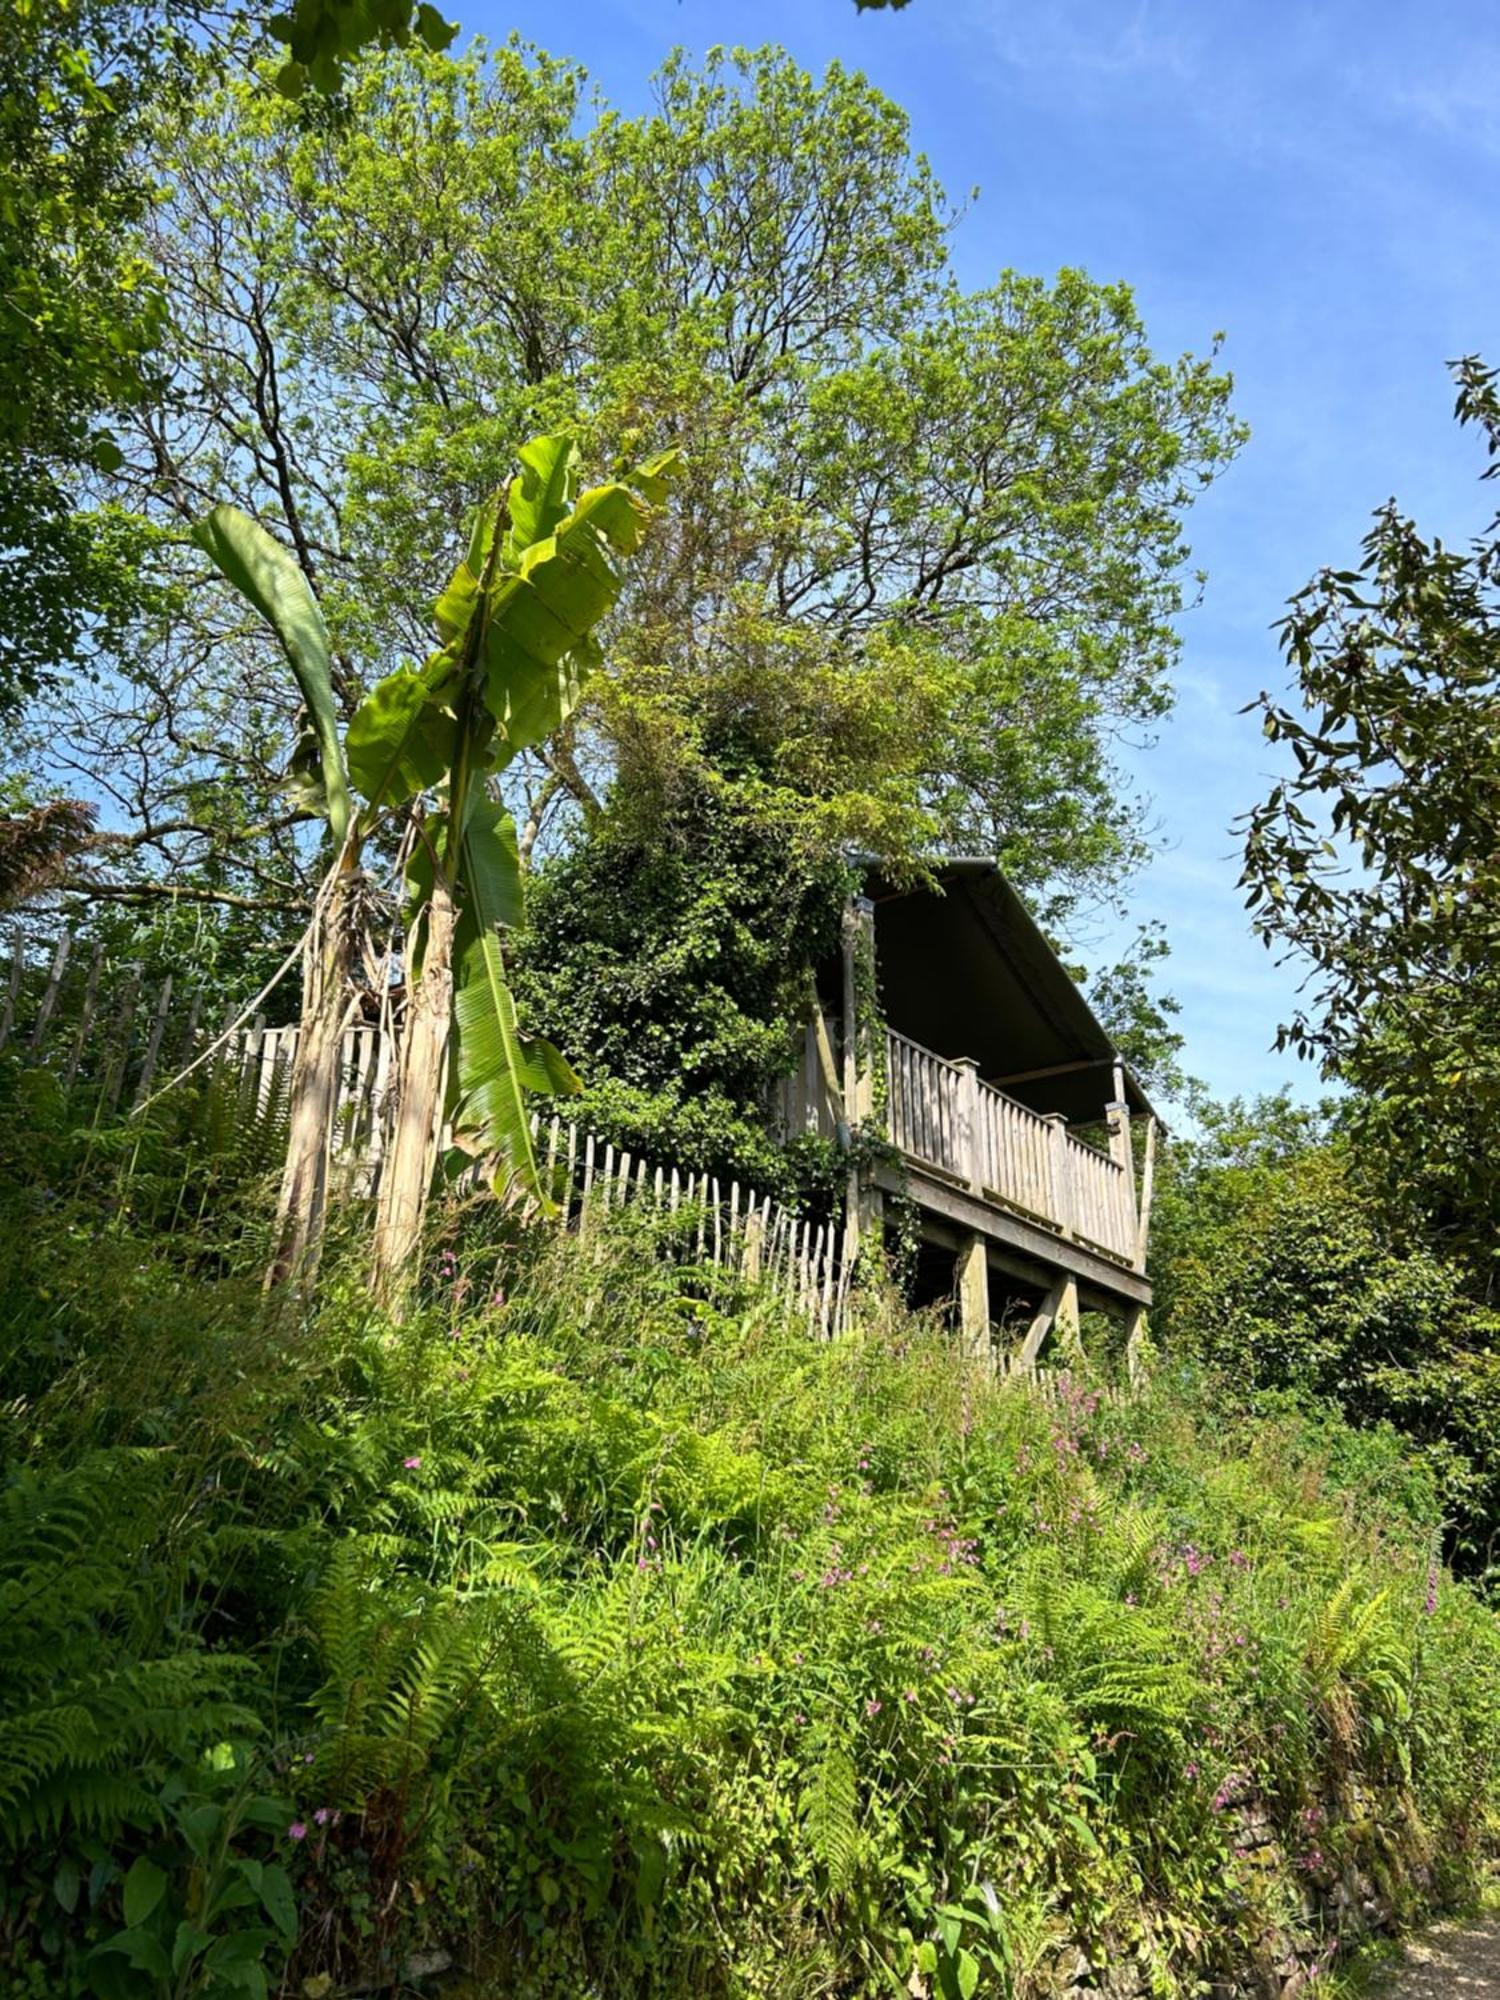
(885, 1028), (1138, 1265)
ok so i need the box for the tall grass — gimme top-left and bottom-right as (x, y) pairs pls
(0, 1137), (1496, 1997)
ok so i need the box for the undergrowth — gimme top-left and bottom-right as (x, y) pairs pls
(0, 1129), (1497, 1997)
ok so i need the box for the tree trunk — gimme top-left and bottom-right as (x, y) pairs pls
(267, 851), (358, 1290)
(369, 873), (457, 1313)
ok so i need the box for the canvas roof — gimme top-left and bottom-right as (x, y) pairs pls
(861, 858), (1156, 1124)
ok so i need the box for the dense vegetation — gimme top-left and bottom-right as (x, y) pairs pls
(1154, 1100), (1500, 1585)
(2, 1073), (1498, 1999)
(4, 14), (1500, 1999)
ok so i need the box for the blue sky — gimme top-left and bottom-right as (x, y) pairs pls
(469, 0), (1499, 1105)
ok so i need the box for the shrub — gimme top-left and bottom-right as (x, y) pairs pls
(1154, 1130), (1500, 1578)
(1, 1197), (1497, 1997)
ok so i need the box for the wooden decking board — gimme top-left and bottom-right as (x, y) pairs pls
(873, 1159), (1152, 1309)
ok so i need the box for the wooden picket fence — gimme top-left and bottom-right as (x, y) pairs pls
(0, 924), (211, 1115)
(0, 924), (855, 1335)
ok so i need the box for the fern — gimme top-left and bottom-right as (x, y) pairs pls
(305, 1540), (498, 1811)
(800, 1733), (860, 1895)
(0, 1452), (253, 1846)
(1017, 1557), (1203, 1762)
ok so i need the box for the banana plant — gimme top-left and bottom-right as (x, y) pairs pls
(194, 435), (680, 1299)
(354, 435), (680, 1303)
(191, 503), (361, 1287)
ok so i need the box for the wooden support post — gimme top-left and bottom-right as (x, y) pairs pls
(1104, 1098), (1132, 1174)
(955, 1231), (991, 1366)
(1134, 1115), (1158, 1271)
(840, 892), (879, 1267)
(839, 896), (876, 1129)
(1104, 1095), (1136, 1259)
(1012, 1277), (1063, 1375)
(1124, 1304), (1151, 1388)
(1044, 1113), (1071, 1236)
(1054, 1272), (1082, 1359)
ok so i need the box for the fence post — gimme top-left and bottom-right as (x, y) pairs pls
(28, 931), (71, 1054)
(132, 976), (175, 1109)
(63, 941), (106, 1092)
(1044, 1113), (1071, 1237)
(743, 1203), (765, 1282)
(0, 926), (21, 1052)
(99, 964), (144, 1115)
(955, 1058), (984, 1194)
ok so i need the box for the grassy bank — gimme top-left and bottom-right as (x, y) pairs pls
(2, 1168), (1497, 1998)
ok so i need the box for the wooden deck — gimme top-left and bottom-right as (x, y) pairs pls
(776, 1022), (1152, 1306)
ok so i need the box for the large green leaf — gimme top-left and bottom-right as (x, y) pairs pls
(458, 795), (523, 932)
(477, 448), (684, 770)
(504, 433), (578, 561)
(451, 927), (580, 1203)
(346, 658), (460, 809)
(447, 795), (573, 1201)
(191, 503), (354, 846)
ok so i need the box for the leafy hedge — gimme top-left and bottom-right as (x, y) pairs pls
(1154, 1126), (1500, 1580)
(1, 1179), (1498, 1997)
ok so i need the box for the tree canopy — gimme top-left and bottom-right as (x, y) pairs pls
(35, 39), (1240, 946)
(1242, 357), (1500, 1273)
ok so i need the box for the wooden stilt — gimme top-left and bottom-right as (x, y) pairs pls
(1054, 1272), (1082, 1360)
(1013, 1277), (1065, 1375)
(956, 1232), (991, 1366)
(1124, 1304), (1151, 1387)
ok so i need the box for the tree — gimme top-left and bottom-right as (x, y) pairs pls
(514, 777), (855, 1196)
(0, 0), (167, 712)
(64, 40), (1240, 941)
(0, 0), (453, 716)
(1153, 1102), (1500, 1577)
(1241, 357), (1500, 1276)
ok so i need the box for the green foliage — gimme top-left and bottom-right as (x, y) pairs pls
(71, 40), (1242, 926)
(1154, 1114), (1500, 1578)
(1242, 356), (1500, 1273)
(191, 505), (355, 848)
(266, 0), (457, 99)
(0, 0), (167, 711)
(2, 1162), (1498, 1997)
(514, 778), (853, 1195)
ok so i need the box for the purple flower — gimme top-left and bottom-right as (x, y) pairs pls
(288, 1821), (308, 1841)
(403, 1454), (422, 1470)
(865, 1698), (883, 1718)
(314, 1807), (332, 1826)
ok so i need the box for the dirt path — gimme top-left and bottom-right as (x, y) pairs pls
(1373, 1915), (1500, 1996)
